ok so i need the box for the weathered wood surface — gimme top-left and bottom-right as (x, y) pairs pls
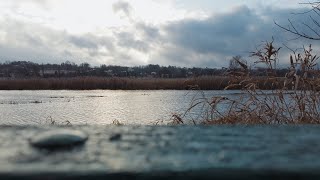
(0, 125), (320, 179)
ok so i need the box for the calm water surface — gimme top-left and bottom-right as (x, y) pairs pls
(0, 90), (243, 125)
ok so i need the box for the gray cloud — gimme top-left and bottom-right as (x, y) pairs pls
(164, 6), (266, 56)
(112, 1), (132, 18)
(0, 16), (120, 64)
(0, 4), (320, 68)
(0, 18), (106, 64)
(152, 6), (320, 67)
(115, 32), (150, 52)
(68, 35), (98, 49)
(135, 22), (160, 40)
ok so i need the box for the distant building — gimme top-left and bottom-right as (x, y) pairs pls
(187, 72), (193, 77)
(128, 68), (134, 72)
(40, 70), (58, 76)
(105, 70), (114, 76)
(161, 74), (170, 78)
(151, 72), (157, 78)
(123, 71), (129, 77)
(40, 69), (77, 77)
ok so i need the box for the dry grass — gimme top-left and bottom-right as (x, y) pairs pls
(0, 75), (287, 90)
(41, 116), (72, 126)
(173, 41), (320, 125)
(0, 76), (232, 90)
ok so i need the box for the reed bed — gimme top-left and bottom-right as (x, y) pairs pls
(0, 75), (287, 90)
(172, 42), (320, 125)
(0, 76), (236, 90)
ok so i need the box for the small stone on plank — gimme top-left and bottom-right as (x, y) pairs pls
(30, 129), (88, 149)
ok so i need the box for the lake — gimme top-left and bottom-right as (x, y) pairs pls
(0, 90), (246, 125)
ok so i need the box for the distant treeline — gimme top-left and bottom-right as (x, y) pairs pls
(0, 61), (290, 79)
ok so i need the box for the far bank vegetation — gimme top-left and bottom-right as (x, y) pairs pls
(0, 59), (296, 90)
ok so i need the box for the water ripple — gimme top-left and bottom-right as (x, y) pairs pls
(0, 90), (234, 125)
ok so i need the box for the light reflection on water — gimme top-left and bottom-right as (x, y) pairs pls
(0, 90), (244, 125)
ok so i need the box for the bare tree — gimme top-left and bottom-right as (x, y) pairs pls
(275, 2), (320, 40)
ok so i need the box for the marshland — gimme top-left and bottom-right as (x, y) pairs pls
(1, 41), (320, 125)
(3, 2), (320, 180)
(0, 47), (294, 125)
(1, 1), (320, 126)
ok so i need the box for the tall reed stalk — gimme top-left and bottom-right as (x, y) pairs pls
(172, 41), (320, 125)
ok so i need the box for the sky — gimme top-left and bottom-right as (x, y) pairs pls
(0, 0), (318, 68)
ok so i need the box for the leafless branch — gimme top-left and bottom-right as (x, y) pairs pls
(275, 1), (320, 40)
(275, 20), (320, 40)
(310, 15), (320, 28)
(302, 22), (320, 37)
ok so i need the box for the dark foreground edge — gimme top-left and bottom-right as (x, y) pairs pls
(1, 169), (320, 180)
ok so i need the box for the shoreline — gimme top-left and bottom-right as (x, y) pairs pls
(0, 76), (284, 90)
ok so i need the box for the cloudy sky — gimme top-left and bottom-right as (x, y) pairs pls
(0, 0), (318, 68)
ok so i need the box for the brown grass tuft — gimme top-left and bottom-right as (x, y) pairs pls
(173, 41), (320, 125)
